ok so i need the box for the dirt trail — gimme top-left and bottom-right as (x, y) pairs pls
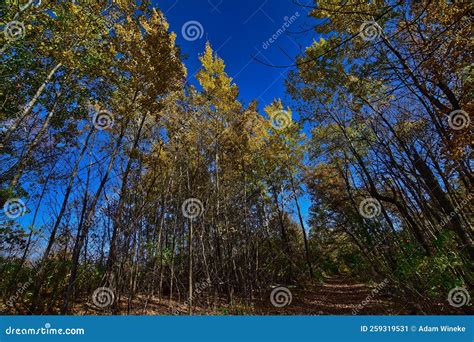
(258, 277), (409, 315)
(42, 276), (467, 315)
(254, 277), (465, 315)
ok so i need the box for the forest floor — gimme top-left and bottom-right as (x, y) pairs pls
(250, 277), (464, 315)
(65, 276), (468, 315)
(2, 276), (469, 315)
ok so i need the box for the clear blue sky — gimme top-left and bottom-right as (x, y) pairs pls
(154, 0), (317, 226)
(156, 0), (314, 107)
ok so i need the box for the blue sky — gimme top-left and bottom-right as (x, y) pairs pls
(153, 0), (317, 226)
(156, 0), (314, 107)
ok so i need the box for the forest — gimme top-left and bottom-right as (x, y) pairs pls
(0, 0), (472, 315)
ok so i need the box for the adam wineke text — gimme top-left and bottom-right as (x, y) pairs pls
(416, 325), (466, 333)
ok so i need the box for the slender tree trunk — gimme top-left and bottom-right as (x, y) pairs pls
(61, 121), (128, 314)
(105, 108), (147, 283)
(43, 127), (94, 260)
(2, 63), (62, 147)
(188, 218), (193, 315)
(290, 177), (314, 278)
(10, 92), (62, 189)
